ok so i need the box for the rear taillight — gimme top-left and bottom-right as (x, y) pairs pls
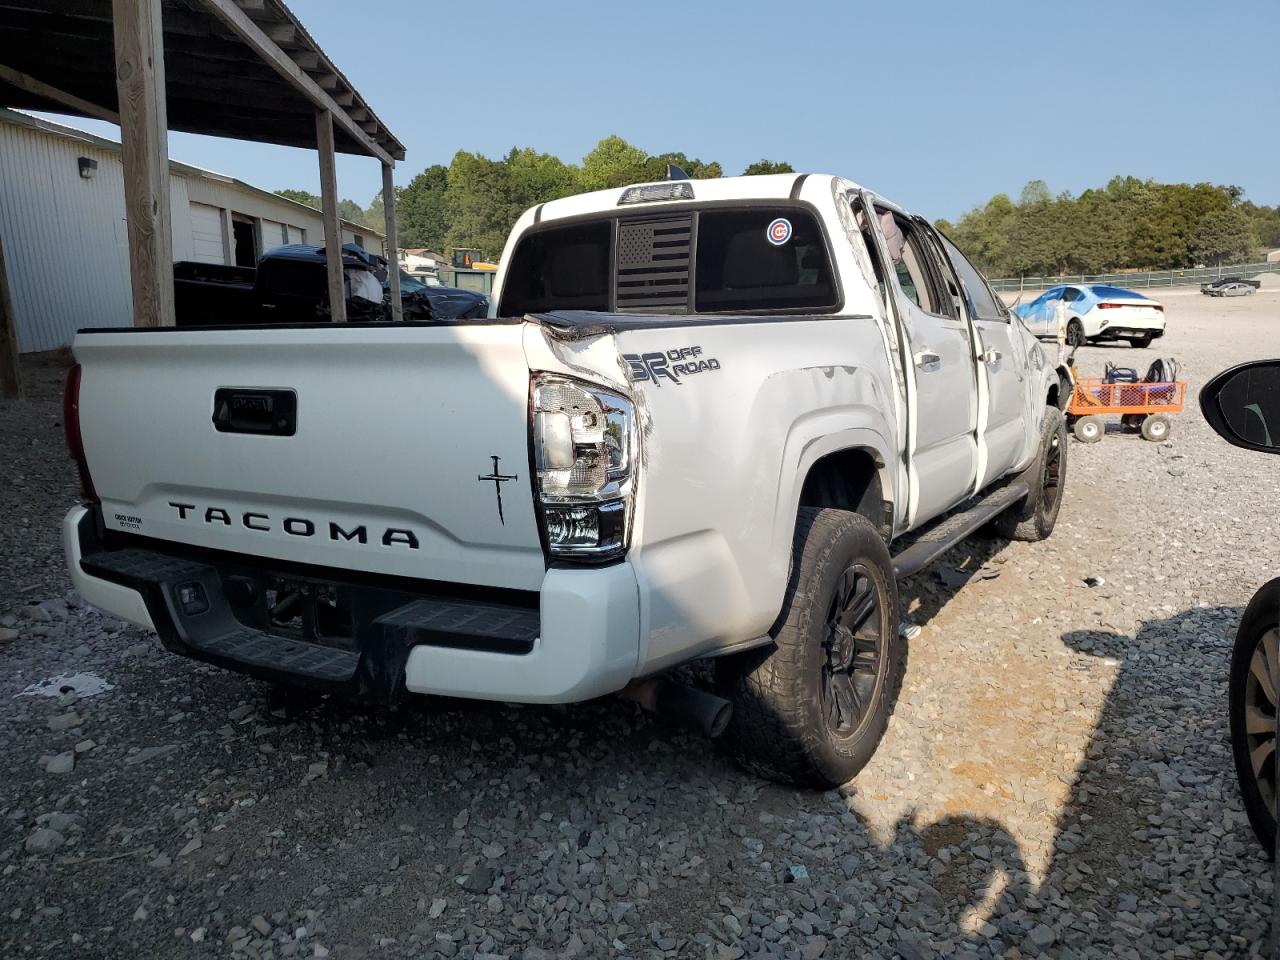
(1097, 302), (1124, 309)
(63, 364), (98, 503)
(1153, 304), (1164, 312)
(530, 374), (636, 562)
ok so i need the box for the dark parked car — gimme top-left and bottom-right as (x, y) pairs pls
(174, 243), (402, 327)
(1201, 276), (1262, 296)
(392, 270), (489, 320)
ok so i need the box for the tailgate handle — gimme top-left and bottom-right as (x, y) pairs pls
(213, 388), (297, 437)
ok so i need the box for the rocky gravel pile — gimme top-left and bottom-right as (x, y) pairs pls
(1, 292), (1277, 958)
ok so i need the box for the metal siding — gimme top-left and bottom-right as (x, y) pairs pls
(0, 122), (134, 352)
(188, 202), (225, 264)
(261, 218), (286, 251)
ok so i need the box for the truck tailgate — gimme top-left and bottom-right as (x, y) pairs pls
(73, 324), (545, 591)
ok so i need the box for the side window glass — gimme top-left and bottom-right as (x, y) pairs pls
(939, 235), (1006, 322)
(891, 226), (940, 314)
(919, 228), (963, 320)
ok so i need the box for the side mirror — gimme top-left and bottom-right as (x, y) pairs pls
(1200, 359), (1280, 454)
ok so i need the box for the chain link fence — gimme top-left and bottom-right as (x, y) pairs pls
(988, 260), (1280, 293)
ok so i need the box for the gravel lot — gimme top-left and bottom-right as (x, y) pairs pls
(2, 284), (1278, 959)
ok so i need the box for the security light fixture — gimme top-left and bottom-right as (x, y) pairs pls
(77, 157), (98, 180)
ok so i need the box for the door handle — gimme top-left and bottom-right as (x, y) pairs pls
(914, 351), (941, 372)
(980, 348), (1002, 364)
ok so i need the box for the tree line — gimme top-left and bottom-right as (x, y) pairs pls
(276, 135), (792, 260)
(935, 178), (1280, 278)
(278, 145), (1279, 277)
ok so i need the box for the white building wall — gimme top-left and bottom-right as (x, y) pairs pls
(0, 121), (135, 352)
(0, 113), (385, 352)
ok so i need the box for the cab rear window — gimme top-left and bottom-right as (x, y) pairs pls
(498, 221), (611, 315)
(498, 205), (837, 316)
(695, 209), (836, 312)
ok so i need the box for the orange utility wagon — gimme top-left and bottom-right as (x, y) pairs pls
(1066, 377), (1187, 443)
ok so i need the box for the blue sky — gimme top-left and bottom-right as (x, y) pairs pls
(38, 0), (1279, 221)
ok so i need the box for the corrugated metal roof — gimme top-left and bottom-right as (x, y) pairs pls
(1, 109), (382, 239)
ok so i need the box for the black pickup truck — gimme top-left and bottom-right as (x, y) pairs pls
(173, 244), (488, 326)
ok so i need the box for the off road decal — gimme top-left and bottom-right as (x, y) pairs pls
(624, 347), (722, 387)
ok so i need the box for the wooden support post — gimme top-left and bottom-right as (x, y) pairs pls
(220, 207), (234, 265)
(315, 109), (345, 323)
(382, 162), (402, 322)
(112, 0), (175, 328)
(0, 233), (23, 400)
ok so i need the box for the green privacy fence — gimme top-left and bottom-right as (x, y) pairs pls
(988, 260), (1280, 293)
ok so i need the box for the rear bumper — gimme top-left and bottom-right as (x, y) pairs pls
(1093, 325), (1164, 341)
(64, 505), (639, 704)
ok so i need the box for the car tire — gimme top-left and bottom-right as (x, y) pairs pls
(1072, 414), (1103, 443)
(1140, 414), (1171, 442)
(993, 406), (1068, 542)
(716, 508), (903, 788)
(1128, 335), (1152, 348)
(1230, 577), (1279, 855)
(1066, 320), (1085, 348)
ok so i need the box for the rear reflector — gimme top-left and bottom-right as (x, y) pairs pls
(63, 363), (98, 503)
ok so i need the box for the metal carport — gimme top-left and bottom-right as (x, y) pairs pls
(0, 0), (406, 398)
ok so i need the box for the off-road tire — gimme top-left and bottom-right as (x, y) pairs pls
(1229, 577), (1279, 855)
(716, 508), (903, 788)
(1066, 320), (1085, 348)
(993, 406), (1068, 541)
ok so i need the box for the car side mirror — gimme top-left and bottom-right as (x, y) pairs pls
(1200, 359), (1280, 454)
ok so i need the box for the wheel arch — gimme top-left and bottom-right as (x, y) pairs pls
(797, 447), (890, 539)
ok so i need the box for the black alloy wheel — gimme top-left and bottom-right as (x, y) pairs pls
(821, 564), (886, 737)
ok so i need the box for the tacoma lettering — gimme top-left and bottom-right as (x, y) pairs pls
(164, 502), (417, 550)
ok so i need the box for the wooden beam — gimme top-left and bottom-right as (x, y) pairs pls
(262, 22), (295, 44)
(199, 0), (398, 162)
(0, 63), (120, 124)
(315, 109), (345, 323)
(112, 0), (175, 328)
(289, 49), (319, 71)
(0, 233), (23, 400)
(382, 162), (401, 323)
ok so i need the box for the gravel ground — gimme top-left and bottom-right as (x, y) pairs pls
(1, 286), (1278, 959)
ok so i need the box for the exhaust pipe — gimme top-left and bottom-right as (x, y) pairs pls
(620, 677), (732, 738)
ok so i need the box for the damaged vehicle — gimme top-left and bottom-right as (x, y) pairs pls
(62, 173), (1072, 787)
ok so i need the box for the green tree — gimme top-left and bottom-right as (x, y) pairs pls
(337, 199), (367, 226)
(742, 160), (795, 176)
(643, 151), (722, 181)
(578, 135), (651, 190)
(397, 164), (450, 251)
(1190, 209), (1256, 265)
(365, 190), (388, 231)
(274, 188), (321, 208)
(1019, 180), (1051, 206)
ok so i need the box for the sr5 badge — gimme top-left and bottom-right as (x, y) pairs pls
(623, 346), (721, 387)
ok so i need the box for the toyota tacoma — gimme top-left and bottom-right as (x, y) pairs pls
(62, 173), (1071, 787)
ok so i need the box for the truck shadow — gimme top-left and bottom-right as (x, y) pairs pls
(242, 603), (1273, 956)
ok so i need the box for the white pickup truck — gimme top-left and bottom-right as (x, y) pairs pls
(63, 173), (1071, 787)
